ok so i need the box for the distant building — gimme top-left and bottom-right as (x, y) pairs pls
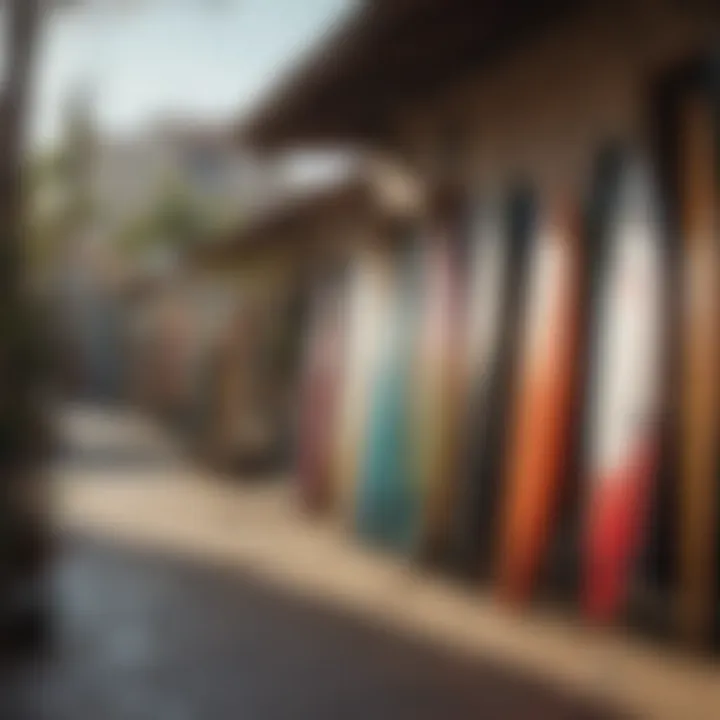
(90, 120), (278, 243)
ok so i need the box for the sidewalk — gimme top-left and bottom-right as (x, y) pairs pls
(56, 407), (720, 720)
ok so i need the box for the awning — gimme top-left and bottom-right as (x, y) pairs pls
(239, 0), (576, 149)
(190, 157), (423, 267)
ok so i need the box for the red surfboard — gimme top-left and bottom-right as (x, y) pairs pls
(296, 278), (346, 512)
(581, 157), (664, 622)
(497, 196), (581, 603)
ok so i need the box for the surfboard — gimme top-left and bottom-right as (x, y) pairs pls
(413, 215), (470, 564)
(455, 188), (537, 579)
(542, 147), (626, 605)
(357, 236), (423, 553)
(296, 276), (346, 512)
(581, 155), (664, 622)
(674, 95), (720, 648)
(497, 195), (581, 604)
(332, 244), (394, 526)
(449, 198), (509, 575)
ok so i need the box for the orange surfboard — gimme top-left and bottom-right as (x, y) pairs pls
(497, 196), (581, 603)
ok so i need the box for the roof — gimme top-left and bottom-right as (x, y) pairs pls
(191, 156), (423, 267)
(239, 0), (576, 148)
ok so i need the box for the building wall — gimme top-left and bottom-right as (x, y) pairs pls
(184, 211), (374, 468)
(392, 1), (717, 193)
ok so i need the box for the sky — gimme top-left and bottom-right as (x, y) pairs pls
(32, 0), (354, 148)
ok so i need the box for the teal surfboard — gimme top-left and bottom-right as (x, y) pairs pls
(357, 236), (423, 553)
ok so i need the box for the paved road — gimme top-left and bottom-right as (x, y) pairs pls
(4, 406), (624, 719)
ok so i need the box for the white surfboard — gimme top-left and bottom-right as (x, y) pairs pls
(582, 156), (664, 621)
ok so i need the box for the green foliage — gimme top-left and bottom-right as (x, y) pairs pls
(26, 90), (97, 274)
(117, 178), (212, 258)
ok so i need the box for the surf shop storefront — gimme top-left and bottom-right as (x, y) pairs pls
(241, 0), (720, 651)
(190, 165), (421, 487)
(188, 199), (318, 474)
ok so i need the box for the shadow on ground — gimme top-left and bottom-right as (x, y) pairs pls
(3, 531), (628, 720)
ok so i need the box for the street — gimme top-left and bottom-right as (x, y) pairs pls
(3, 406), (630, 719)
